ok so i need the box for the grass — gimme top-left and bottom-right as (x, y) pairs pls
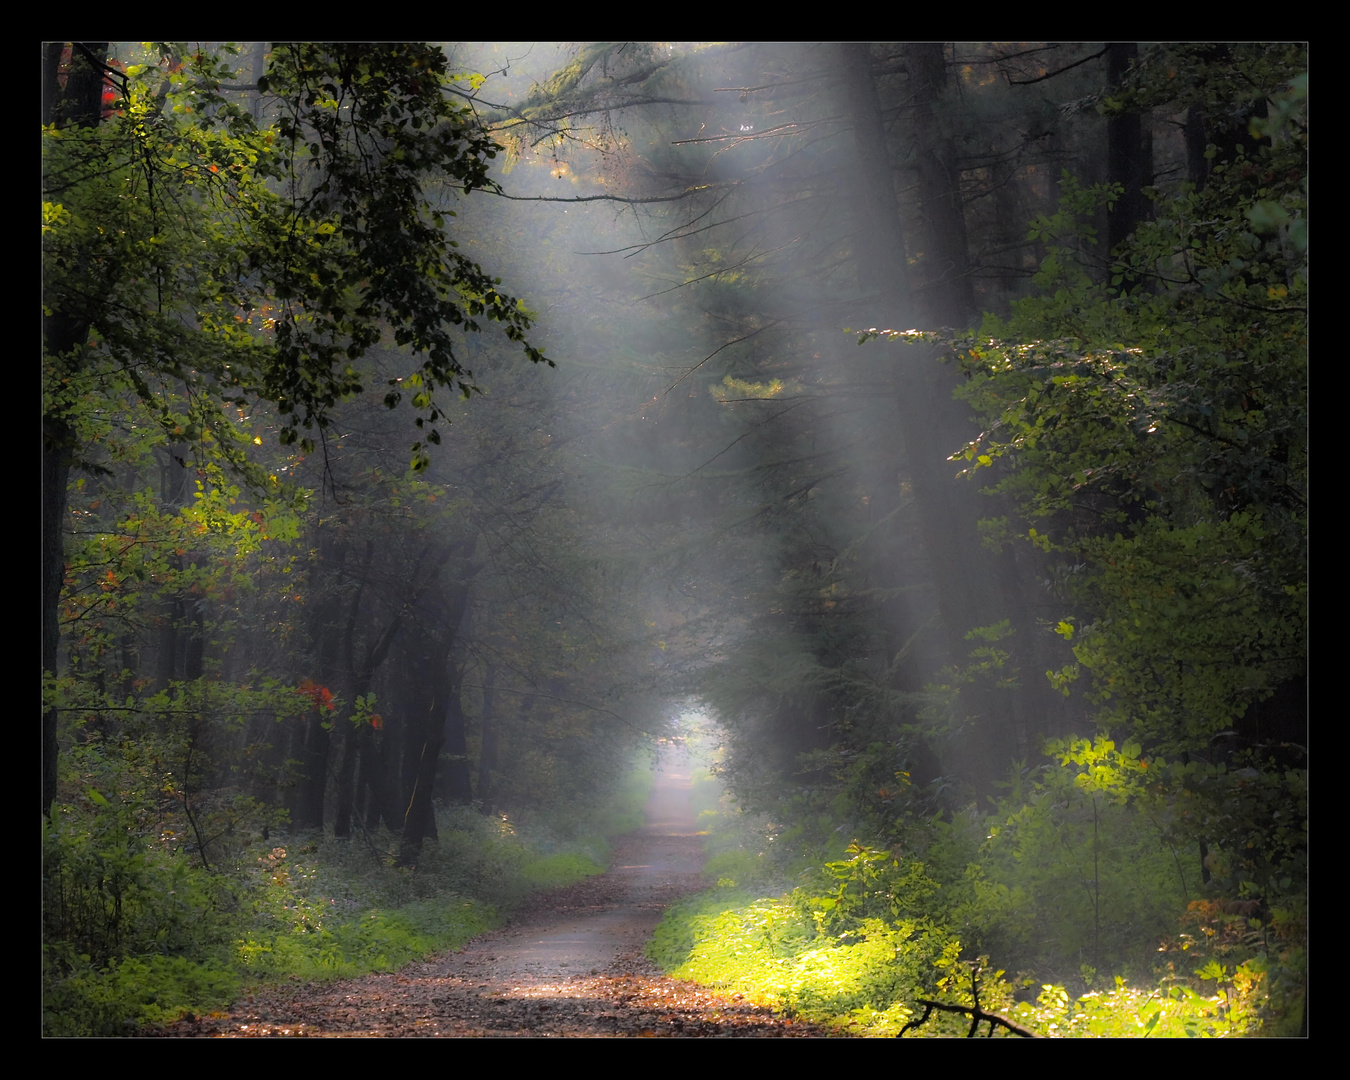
(43, 760), (652, 1036)
(644, 759), (1288, 1037)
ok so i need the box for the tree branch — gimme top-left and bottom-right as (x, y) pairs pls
(1008, 46), (1110, 85)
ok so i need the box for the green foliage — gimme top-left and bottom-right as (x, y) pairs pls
(518, 852), (606, 890)
(925, 738), (1305, 1032)
(44, 42), (545, 482)
(950, 315), (1306, 748)
(648, 838), (969, 1036)
(650, 794), (968, 1033)
(593, 758), (658, 836)
(42, 803), (245, 1036)
(949, 739), (1189, 979)
(42, 812), (230, 970)
(238, 866), (494, 983)
(1160, 756), (1307, 901)
(42, 795), (622, 1034)
(256, 43), (551, 466)
(655, 759), (1303, 1036)
(43, 953), (241, 1038)
(807, 843), (941, 930)
(43, 742), (667, 1035)
(1010, 973), (1259, 1038)
(648, 875), (1280, 1037)
(650, 890), (957, 1033)
(50, 674), (304, 873)
(703, 848), (775, 890)
(903, 51), (1309, 778)
(671, 724), (1304, 1035)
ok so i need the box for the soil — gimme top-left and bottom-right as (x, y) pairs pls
(149, 761), (837, 1037)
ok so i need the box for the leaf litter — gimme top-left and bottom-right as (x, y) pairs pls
(146, 774), (837, 1038)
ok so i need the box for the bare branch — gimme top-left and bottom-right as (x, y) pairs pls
(1008, 46), (1110, 85)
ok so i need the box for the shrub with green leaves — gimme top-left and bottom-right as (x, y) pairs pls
(947, 740), (1190, 982)
(648, 841), (969, 1036)
(1010, 972), (1260, 1038)
(42, 758), (646, 1036)
(42, 807), (244, 1036)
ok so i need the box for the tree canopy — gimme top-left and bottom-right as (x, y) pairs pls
(42, 42), (553, 814)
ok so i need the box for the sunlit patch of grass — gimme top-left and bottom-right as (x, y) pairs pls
(237, 893), (497, 983)
(648, 888), (964, 1036)
(647, 882), (1276, 1037)
(519, 852), (606, 889)
(43, 758), (648, 1036)
(1010, 973), (1262, 1038)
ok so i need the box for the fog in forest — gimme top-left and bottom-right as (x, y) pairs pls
(43, 43), (1306, 1036)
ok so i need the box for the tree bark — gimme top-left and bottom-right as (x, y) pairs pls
(437, 663), (473, 806)
(905, 43), (975, 329)
(476, 665), (498, 813)
(1183, 46), (1271, 194)
(333, 603), (402, 839)
(1106, 44), (1150, 268)
(837, 43), (1017, 787)
(293, 532), (348, 831)
(43, 43), (109, 817)
(396, 542), (476, 864)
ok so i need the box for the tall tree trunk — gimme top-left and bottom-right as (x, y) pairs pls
(837, 44), (912, 320)
(476, 665), (498, 813)
(360, 722), (397, 831)
(333, 723), (366, 838)
(333, 600), (402, 839)
(905, 43), (975, 329)
(838, 43), (1017, 789)
(396, 545), (476, 865)
(294, 532), (347, 831)
(43, 43), (109, 817)
(1183, 46), (1271, 194)
(1106, 44), (1150, 275)
(1184, 105), (1210, 191)
(436, 663), (473, 805)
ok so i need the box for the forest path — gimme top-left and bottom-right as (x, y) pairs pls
(154, 760), (832, 1037)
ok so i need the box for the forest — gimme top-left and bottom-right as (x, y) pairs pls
(42, 42), (1306, 1037)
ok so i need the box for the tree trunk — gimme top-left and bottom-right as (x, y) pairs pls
(1183, 46), (1271, 194)
(838, 43), (1017, 788)
(476, 666), (498, 813)
(396, 545), (476, 864)
(437, 663), (473, 805)
(43, 43), (109, 817)
(333, 606), (402, 839)
(905, 43), (975, 329)
(294, 533), (348, 831)
(1106, 44), (1150, 271)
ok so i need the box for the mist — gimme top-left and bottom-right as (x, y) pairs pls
(43, 42), (1306, 1037)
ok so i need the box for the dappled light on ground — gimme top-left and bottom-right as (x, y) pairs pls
(149, 768), (835, 1038)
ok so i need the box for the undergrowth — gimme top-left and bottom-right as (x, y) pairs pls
(42, 762), (649, 1036)
(647, 745), (1303, 1037)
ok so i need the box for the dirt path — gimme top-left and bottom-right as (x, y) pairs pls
(153, 762), (834, 1037)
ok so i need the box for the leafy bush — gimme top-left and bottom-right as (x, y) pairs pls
(42, 808), (244, 1036)
(43, 953), (240, 1038)
(702, 848), (776, 889)
(657, 745), (1302, 1037)
(1010, 973), (1261, 1038)
(42, 754), (654, 1035)
(649, 882), (966, 1035)
(237, 894), (494, 982)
